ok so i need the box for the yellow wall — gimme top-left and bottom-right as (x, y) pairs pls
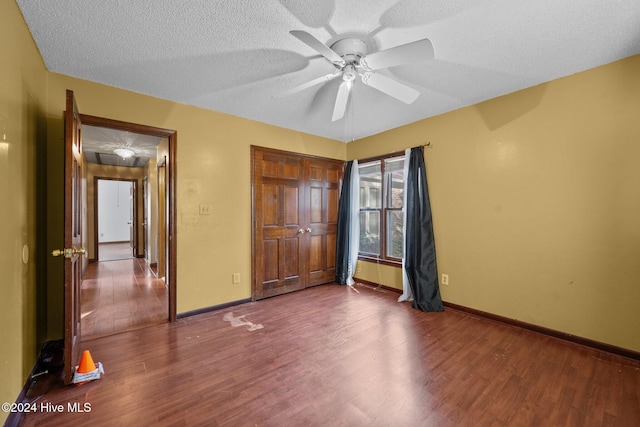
(350, 55), (640, 352)
(0, 0), (49, 421)
(43, 73), (347, 326)
(355, 262), (403, 291)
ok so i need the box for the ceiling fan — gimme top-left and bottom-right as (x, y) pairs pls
(276, 30), (434, 121)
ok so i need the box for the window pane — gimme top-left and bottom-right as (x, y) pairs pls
(358, 156), (405, 260)
(385, 157), (404, 209)
(387, 210), (403, 258)
(359, 211), (380, 254)
(384, 156), (404, 173)
(359, 161), (381, 208)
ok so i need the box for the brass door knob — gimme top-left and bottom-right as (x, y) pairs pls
(51, 249), (67, 257)
(52, 247), (86, 258)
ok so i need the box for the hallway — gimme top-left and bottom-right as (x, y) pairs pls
(81, 258), (168, 340)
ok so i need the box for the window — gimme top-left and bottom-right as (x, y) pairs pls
(358, 153), (405, 264)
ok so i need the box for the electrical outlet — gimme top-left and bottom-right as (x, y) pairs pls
(441, 274), (449, 286)
(232, 273), (240, 284)
(199, 204), (211, 215)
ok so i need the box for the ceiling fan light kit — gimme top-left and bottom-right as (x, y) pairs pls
(282, 30), (435, 122)
(341, 64), (357, 82)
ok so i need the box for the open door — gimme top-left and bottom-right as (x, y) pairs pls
(54, 90), (85, 384)
(157, 157), (167, 279)
(129, 181), (136, 257)
(142, 176), (148, 260)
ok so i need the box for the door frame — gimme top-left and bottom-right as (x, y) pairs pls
(93, 177), (138, 261)
(78, 113), (178, 321)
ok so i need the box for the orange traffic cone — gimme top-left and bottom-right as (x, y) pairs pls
(73, 349), (104, 385)
(77, 350), (97, 373)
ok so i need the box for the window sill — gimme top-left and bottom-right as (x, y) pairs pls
(357, 255), (402, 268)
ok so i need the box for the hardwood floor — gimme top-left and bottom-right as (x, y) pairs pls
(81, 258), (168, 339)
(15, 284), (640, 426)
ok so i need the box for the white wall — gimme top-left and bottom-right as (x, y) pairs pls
(98, 179), (132, 243)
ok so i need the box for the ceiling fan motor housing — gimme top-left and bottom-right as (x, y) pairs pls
(330, 38), (368, 65)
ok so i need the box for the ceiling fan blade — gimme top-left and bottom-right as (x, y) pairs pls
(273, 72), (341, 98)
(361, 72), (420, 104)
(332, 80), (351, 122)
(360, 38), (434, 71)
(290, 30), (346, 67)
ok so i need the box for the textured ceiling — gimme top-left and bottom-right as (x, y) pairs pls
(17, 0), (640, 142)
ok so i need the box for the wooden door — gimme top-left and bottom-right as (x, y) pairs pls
(252, 147), (344, 300)
(129, 182), (135, 257)
(63, 90), (84, 384)
(253, 149), (307, 299)
(142, 176), (148, 260)
(306, 158), (342, 286)
(157, 158), (166, 279)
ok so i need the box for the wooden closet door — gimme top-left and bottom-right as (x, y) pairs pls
(253, 149), (307, 299)
(306, 158), (342, 286)
(252, 147), (344, 300)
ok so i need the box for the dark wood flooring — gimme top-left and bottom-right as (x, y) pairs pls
(15, 284), (640, 426)
(81, 258), (168, 339)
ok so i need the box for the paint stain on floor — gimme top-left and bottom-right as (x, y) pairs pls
(223, 312), (264, 331)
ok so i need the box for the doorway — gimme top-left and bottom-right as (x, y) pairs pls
(96, 178), (136, 262)
(79, 114), (178, 341)
(61, 90), (178, 383)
